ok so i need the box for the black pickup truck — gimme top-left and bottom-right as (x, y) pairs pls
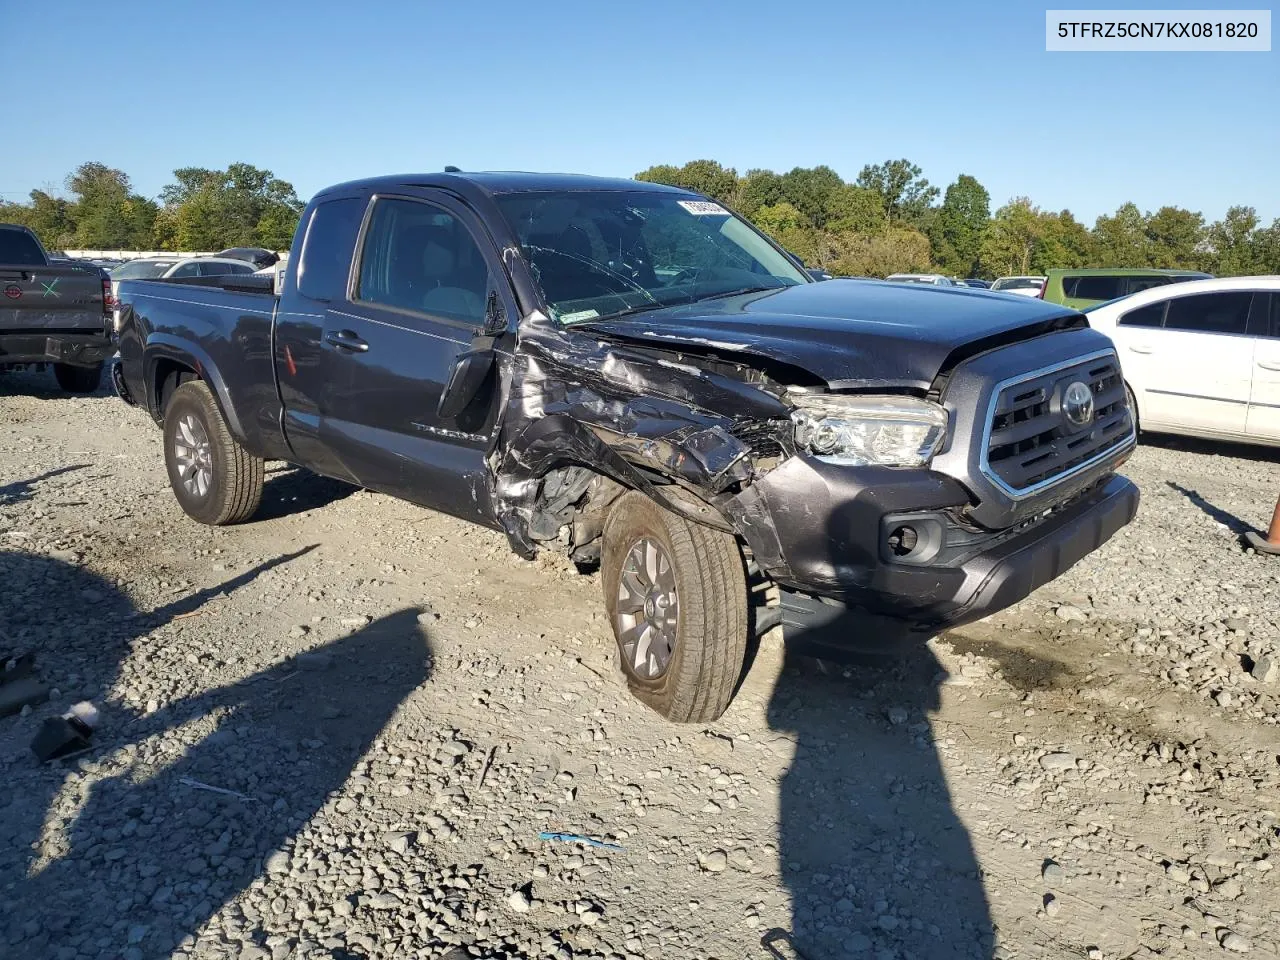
(1, 224), (112, 392)
(113, 171), (1139, 721)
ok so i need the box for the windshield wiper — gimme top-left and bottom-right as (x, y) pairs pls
(695, 283), (787, 302)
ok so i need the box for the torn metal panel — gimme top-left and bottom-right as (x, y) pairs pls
(488, 314), (802, 560)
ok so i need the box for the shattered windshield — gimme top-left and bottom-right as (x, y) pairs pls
(495, 190), (808, 324)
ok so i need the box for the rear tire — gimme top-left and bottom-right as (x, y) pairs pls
(163, 380), (264, 525)
(602, 491), (748, 723)
(53, 363), (102, 394)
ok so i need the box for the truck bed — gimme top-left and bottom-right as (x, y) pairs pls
(0, 262), (106, 334)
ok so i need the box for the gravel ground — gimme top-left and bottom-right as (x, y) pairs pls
(1, 367), (1279, 960)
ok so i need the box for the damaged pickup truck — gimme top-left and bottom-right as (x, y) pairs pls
(112, 172), (1139, 721)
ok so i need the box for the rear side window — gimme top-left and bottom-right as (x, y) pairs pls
(1063, 275), (1175, 300)
(1163, 292), (1253, 335)
(0, 228), (46, 266)
(1118, 302), (1165, 327)
(355, 198), (490, 324)
(1269, 294), (1280, 338)
(1063, 276), (1126, 301)
(168, 263), (200, 278)
(297, 197), (366, 301)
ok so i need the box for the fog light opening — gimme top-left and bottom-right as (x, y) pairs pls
(888, 525), (919, 558)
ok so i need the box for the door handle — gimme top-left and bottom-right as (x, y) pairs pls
(1127, 345), (1154, 355)
(1259, 360), (1280, 371)
(325, 330), (369, 353)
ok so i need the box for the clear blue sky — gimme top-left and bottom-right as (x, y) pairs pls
(4, 0), (1276, 224)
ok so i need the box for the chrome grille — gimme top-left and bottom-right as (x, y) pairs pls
(983, 353), (1132, 495)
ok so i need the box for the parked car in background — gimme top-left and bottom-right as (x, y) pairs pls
(1043, 268), (1211, 310)
(109, 257), (258, 302)
(958, 279), (991, 289)
(991, 276), (1046, 297)
(885, 273), (956, 285)
(216, 247), (280, 269)
(0, 223), (111, 392)
(112, 169), (1138, 722)
(1084, 276), (1280, 446)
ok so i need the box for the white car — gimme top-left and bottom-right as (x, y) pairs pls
(1085, 276), (1280, 446)
(884, 273), (956, 286)
(108, 256), (258, 301)
(990, 275), (1046, 297)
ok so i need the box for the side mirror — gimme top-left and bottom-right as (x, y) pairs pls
(437, 348), (495, 419)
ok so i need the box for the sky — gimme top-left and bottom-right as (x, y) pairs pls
(3, 0), (1277, 224)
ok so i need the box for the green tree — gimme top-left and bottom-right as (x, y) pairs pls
(855, 159), (939, 226)
(737, 169), (785, 219)
(980, 198), (1042, 276)
(833, 225), (933, 277)
(1205, 205), (1265, 276)
(635, 160), (739, 205)
(22, 190), (77, 249)
(1144, 206), (1206, 269)
(932, 174), (990, 276)
(753, 201), (821, 265)
(160, 162), (304, 250)
(777, 166), (845, 229)
(65, 162), (156, 248)
(1091, 202), (1149, 267)
(1035, 210), (1094, 271)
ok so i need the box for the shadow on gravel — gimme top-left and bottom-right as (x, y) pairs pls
(1166, 480), (1258, 536)
(0, 465), (91, 507)
(766, 503), (994, 959)
(1141, 432), (1280, 465)
(0, 367), (111, 400)
(255, 465), (359, 521)
(1, 550), (427, 959)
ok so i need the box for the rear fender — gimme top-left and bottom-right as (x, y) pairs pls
(143, 333), (247, 442)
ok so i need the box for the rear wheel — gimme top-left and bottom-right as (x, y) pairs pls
(53, 363), (102, 394)
(163, 381), (264, 525)
(602, 491), (748, 723)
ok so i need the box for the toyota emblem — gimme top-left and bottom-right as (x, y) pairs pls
(1063, 381), (1095, 427)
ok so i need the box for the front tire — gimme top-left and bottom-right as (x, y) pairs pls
(163, 381), (264, 525)
(53, 362), (102, 394)
(602, 491), (748, 723)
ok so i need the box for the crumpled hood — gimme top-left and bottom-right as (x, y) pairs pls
(580, 279), (1082, 391)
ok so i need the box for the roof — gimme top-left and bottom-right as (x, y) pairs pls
(1045, 267), (1212, 277)
(316, 170), (693, 201)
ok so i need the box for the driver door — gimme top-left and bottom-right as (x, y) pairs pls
(319, 192), (516, 523)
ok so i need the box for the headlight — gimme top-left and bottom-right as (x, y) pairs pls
(789, 393), (948, 467)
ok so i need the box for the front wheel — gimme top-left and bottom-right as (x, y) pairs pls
(53, 362), (102, 394)
(601, 491), (748, 723)
(163, 380), (264, 525)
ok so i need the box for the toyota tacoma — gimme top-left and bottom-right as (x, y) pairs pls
(112, 171), (1139, 721)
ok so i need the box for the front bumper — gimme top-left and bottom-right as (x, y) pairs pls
(0, 332), (112, 367)
(734, 454), (1138, 640)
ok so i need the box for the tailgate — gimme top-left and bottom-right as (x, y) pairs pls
(1, 264), (105, 333)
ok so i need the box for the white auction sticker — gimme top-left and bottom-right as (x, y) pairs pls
(677, 200), (729, 216)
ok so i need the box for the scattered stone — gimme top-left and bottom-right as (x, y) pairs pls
(507, 889), (532, 913)
(264, 851), (290, 875)
(1039, 752), (1078, 772)
(1043, 894), (1061, 918)
(1042, 860), (1064, 884)
(1220, 932), (1252, 953)
(702, 850), (729, 873)
(1055, 604), (1087, 622)
(1251, 654), (1278, 684)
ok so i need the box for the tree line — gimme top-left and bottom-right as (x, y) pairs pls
(5, 158), (1277, 278)
(0, 162), (303, 252)
(637, 159), (1280, 278)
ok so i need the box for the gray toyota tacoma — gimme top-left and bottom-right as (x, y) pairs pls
(112, 172), (1139, 721)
